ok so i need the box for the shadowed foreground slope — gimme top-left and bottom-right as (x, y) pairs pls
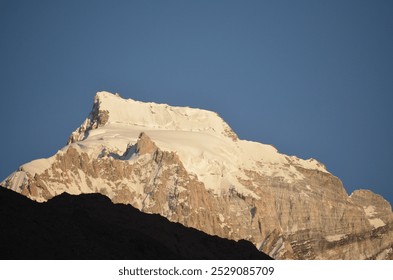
(0, 187), (271, 260)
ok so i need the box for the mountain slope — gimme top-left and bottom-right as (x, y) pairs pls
(0, 187), (271, 259)
(2, 91), (393, 259)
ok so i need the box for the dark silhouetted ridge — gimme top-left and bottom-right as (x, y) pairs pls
(0, 187), (272, 260)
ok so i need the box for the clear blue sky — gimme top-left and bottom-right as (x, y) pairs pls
(1, 0), (392, 204)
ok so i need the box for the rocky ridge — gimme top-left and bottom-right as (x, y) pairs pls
(2, 91), (393, 259)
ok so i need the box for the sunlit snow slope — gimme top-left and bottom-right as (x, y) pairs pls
(4, 91), (327, 199)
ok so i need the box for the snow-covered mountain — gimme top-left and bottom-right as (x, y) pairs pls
(2, 91), (393, 259)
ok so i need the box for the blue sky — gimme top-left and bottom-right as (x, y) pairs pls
(1, 0), (392, 204)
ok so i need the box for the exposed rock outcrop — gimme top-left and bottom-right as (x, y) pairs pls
(67, 94), (109, 144)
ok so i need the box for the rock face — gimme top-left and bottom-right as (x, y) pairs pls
(2, 91), (393, 259)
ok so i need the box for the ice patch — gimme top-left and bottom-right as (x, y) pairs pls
(368, 218), (386, 229)
(363, 205), (386, 229)
(20, 156), (56, 176)
(364, 205), (377, 217)
(325, 234), (347, 242)
(2, 171), (28, 192)
(218, 213), (225, 222)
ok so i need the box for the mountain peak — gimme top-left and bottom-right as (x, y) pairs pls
(68, 91), (238, 144)
(95, 90), (122, 100)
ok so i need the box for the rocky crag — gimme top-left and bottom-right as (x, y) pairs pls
(2, 91), (392, 259)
